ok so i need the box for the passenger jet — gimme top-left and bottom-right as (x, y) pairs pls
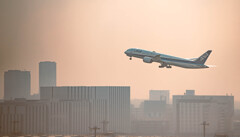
(124, 48), (212, 69)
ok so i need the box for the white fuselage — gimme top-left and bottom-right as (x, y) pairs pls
(124, 48), (209, 69)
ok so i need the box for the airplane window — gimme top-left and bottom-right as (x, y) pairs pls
(135, 50), (142, 53)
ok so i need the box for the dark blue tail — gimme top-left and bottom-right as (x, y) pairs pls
(194, 50), (212, 64)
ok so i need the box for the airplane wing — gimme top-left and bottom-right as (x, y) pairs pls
(152, 54), (161, 62)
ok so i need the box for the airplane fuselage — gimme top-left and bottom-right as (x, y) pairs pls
(124, 48), (210, 69)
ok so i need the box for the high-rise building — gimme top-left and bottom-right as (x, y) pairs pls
(39, 61), (56, 90)
(4, 70), (31, 100)
(172, 90), (234, 137)
(149, 90), (170, 104)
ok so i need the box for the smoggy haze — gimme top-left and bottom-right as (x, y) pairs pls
(0, 0), (240, 100)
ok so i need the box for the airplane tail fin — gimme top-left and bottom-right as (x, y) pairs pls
(194, 50), (212, 64)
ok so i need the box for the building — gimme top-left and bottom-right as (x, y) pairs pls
(131, 120), (169, 136)
(131, 91), (172, 136)
(40, 86), (131, 134)
(131, 103), (144, 121)
(0, 99), (100, 135)
(131, 101), (172, 136)
(39, 61), (56, 90)
(143, 100), (167, 120)
(172, 91), (234, 137)
(4, 70), (31, 100)
(0, 99), (49, 135)
(29, 93), (40, 100)
(185, 90), (195, 96)
(233, 121), (240, 137)
(149, 90), (169, 104)
(0, 86), (130, 136)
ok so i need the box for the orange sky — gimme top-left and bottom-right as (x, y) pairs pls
(0, 0), (240, 100)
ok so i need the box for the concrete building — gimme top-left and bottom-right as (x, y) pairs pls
(40, 86), (131, 134)
(172, 91), (234, 137)
(39, 61), (56, 90)
(131, 120), (169, 136)
(185, 90), (195, 96)
(233, 121), (240, 137)
(131, 104), (145, 121)
(29, 93), (40, 100)
(0, 99), (103, 135)
(143, 100), (167, 120)
(131, 102), (172, 136)
(0, 86), (130, 136)
(149, 90), (169, 104)
(0, 99), (49, 135)
(131, 91), (172, 136)
(0, 87), (130, 136)
(4, 70), (31, 100)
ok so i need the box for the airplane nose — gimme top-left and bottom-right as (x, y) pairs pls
(124, 49), (131, 56)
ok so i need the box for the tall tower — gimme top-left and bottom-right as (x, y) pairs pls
(4, 70), (31, 100)
(39, 61), (56, 90)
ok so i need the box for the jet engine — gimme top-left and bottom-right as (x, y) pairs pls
(143, 57), (153, 63)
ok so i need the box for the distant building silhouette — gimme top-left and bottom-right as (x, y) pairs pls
(131, 103), (145, 121)
(149, 90), (169, 104)
(39, 61), (56, 90)
(4, 70), (30, 100)
(172, 90), (234, 137)
(233, 121), (240, 136)
(131, 90), (172, 136)
(131, 120), (169, 136)
(41, 86), (131, 134)
(143, 100), (167, 120)
(185, 89), (195, 95)
(29, 93), (40, 100)
(0, 86), (130, 136)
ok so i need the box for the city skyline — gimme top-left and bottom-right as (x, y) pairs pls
(0, 0), (240, 100)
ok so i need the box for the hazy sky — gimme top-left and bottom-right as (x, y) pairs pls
(0, 0), (240, 100)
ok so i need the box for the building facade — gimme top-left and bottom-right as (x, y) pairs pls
(143, 100), (167, 120)
(39, 61), (56, 90)
(172, 91), (234, 137)
(0, 99), (106, 135)
(131, 120), (169, 136)
(0, 86), (130, 136)
(40, 86), (131, 134)
(4, 70), (31, 100)
(149, 90), (169, 104)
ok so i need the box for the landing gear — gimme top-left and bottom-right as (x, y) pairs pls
(159, 65), (164, 68)
(166, 65), (172, 68)
(159, 63), (166, 68)
(159, 63), (172, 68)
(129, 57), (132, 60)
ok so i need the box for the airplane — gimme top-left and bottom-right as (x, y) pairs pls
(124, 48), (212, 69)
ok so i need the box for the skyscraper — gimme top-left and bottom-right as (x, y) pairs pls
(39, 61), (56, 90)
(4, 70), (31, 100)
